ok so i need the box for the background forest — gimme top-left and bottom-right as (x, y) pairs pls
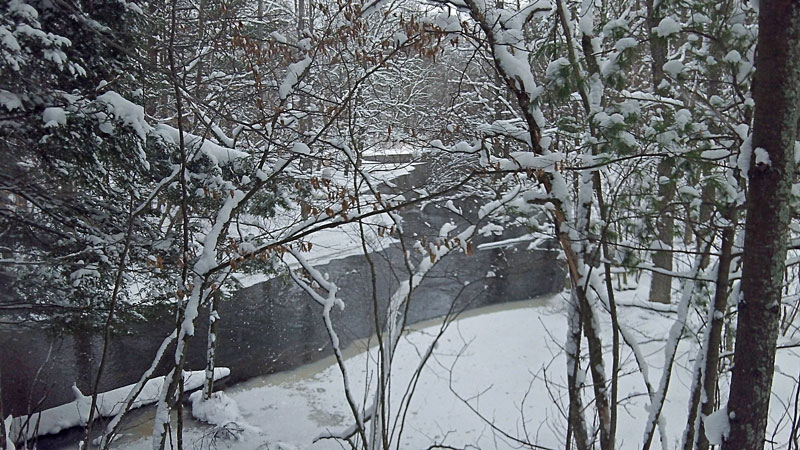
(1, 0), (799, 449)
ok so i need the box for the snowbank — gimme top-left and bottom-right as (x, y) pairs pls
(9, 368), (229, 443)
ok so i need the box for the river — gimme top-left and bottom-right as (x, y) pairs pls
(0, 155), (564, 448)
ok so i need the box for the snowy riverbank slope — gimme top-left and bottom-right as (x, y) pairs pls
(110, 277), (800, 450)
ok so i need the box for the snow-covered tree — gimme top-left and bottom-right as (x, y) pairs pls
(0, 0), (170, 330)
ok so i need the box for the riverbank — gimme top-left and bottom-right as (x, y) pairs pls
(70, 294), (561, 450)
(101, 277), (800, 450)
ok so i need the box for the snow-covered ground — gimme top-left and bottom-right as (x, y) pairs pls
(105, 276), (800, 450)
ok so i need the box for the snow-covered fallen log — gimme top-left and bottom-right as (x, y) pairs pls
(9, 368), (230, 443)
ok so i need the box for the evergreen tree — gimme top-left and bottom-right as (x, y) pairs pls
(0, 0), (169, 330)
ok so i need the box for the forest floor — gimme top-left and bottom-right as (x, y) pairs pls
(109, 275), (800, 450)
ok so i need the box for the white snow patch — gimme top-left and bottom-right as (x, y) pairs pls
(153, 124), (248, 166)
(704, 405), (730, 445)
(438, 222), (457, 238)
(579, 11), (594, 36)
(754, 147), (771, 166)
(678, 185), (700, 198)
(738, 136), (753, 179)
(494, 43), (542, 101)
(656, 16), (682, 37)
(190, 391), (258, 436)
(723, 50), (742, 64)
(292, 142), (312, 155)
(96, 91), (152, 140)
(3, 415), (14, 450)
(392, 31), (408, 46)
(42, 107), (66, 127)
(500, 151), (564, 170)
(270, 31), (287, 44)
(663, 60), (684, 78)
(701, 149), (730, 160)
(545, 57), (570, 80)
(107, 274), (800, 450)
(614, 37), (638, 52)
(733, 124), (749, 140)
(1, 90), (22, 111)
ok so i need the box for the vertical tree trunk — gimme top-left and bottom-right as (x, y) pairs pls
(683, 211), (737, 450)
(492, 0), (510, 159)
(195, 0), (206, 107)
(203, 292), (220, 400)
(723, 2), (800, 448)
(297, 0), (313, 174)
(683, 28), (736, 442)
(468, 1), (612, 447)
(697, 219), (736, 450)
(548, 2), (613, 447)
(74, 331), (95, 395)
(154, 2), (192, 448)
(646, 0), (675, 305)
(257, 0), (264, 48)
(566, 292), (589, 450)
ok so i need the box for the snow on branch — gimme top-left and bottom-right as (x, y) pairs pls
(279, 57), (312, 100)
(153, 124), (248, 166)
(96, 91), (152, 141)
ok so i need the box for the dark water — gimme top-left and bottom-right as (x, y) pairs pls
(0, 157), (564, 446)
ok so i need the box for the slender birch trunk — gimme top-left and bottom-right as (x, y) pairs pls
(203, 292), (221, 400)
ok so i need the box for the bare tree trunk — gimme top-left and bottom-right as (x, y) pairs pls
(697, 219), (736, 450)
(646, 0), (674, 305)
(723, 2), (800, 448)
(203, 292), (221, 399)
(595, 177), (620, 446)
(566, 291), (589, 450)
(684, 13), (739, 445)
(683, 211), (737, 450)
(154, 2), (191, 448)
(556, 178), (613, 450)
(194, 0), (206, 120)
(257, 0), (264, 48)
(465, 2), (612, 447)
(296, 0), (312, 175)
(556, 0), (619, 440)
(642, 250), (707, 450)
